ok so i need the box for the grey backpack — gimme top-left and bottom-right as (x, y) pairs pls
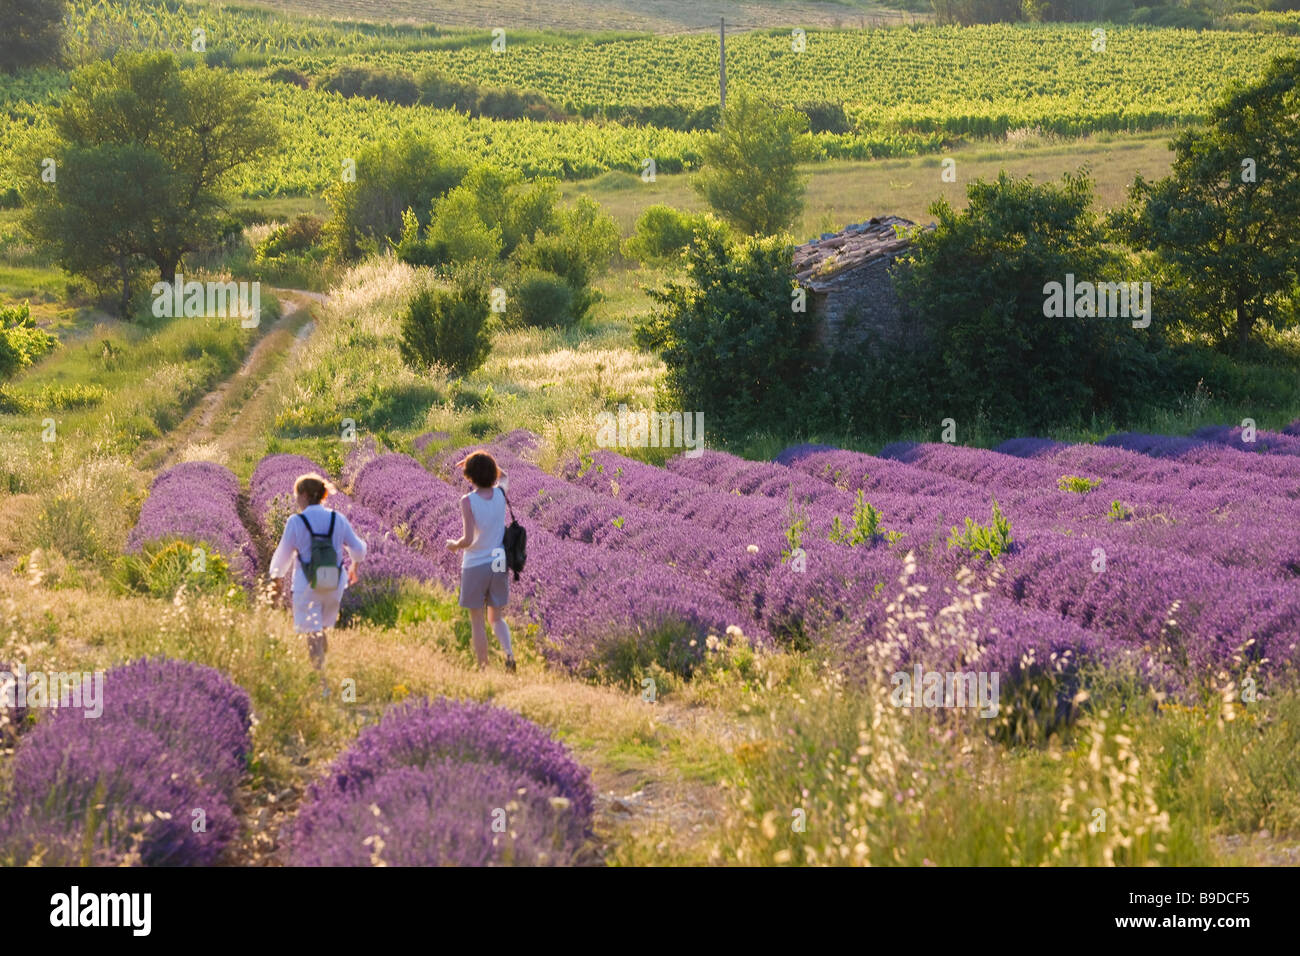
(299, 512), (341, 589)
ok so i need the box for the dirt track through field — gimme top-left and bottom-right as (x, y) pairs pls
(137, 289), (327, 470)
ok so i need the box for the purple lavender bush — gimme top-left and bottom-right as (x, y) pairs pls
(291, 697), (593, 866)
(126, 461), (258, 585)
(0, 658), (251, 866)
(290, 762), (585, 866)
(313, 697), (594, 820)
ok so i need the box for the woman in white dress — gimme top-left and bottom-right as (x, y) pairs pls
(269, 473), (367, 692)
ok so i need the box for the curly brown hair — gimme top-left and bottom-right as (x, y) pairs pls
(457, 451), (499, 489)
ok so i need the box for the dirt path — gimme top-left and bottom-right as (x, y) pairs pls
(136, 289), (327, 470)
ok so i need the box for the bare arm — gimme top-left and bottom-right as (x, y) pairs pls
(446, 496), (475, 551)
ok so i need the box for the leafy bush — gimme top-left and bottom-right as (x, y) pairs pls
(115, 538), (243, 602)
(266, 66), (310, 88)
(0, 303), (58, 380)
(318, 65), (421, 105)
(255, 214), (325, 261)
(798, 100), (851, 134)
(510, 196), (618, 320)
(513, 269), (577, 329)
(828, 491), (903, 546)
(324, 134), (469, 259)
(399, 277), (493, 377)
(622, 205), (718, 266)
(1, 0), (65, 73)
(896, 171), (1172, 431)
(1058, 475), (1102, 493)
(692, 90), (813, 236)
(636, 227), (824, 441)
(948, 500), (1013, 559)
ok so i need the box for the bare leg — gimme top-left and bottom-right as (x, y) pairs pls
(468, 607), (489, 668)
(308, 631), (327, 670)
(487, 605), (514, 668)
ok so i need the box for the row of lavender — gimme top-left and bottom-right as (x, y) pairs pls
(397, 423), (1298, 688)
(125, 461), (259, 584)
(0, 659), (251, 865)
(657, 423), (1300, 678)
(413, 432), (1107, 680)
(289, 697), (594, 866)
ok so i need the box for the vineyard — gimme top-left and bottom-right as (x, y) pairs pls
(1, 4), (1297, 197)
(344, 24), (1300, 133)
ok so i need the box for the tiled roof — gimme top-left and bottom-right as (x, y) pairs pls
(793, 216), (927, 291)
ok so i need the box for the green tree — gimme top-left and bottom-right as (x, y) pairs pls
(17, 53), (276, 314)
(1111, 55), (1300, 352)
(324, 133), (468, 260)
(1, 0), (65, 73)
(692, 90), (813, 236)
(896, 171), (1166, 429)
(635, 225), (823, 440)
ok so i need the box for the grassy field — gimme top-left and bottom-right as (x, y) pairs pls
(569, 129), (1177, 238)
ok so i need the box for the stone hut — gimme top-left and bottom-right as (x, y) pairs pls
(793, 216), (931, 349)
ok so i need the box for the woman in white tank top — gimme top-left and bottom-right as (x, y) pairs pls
(445, 450), (515, 672)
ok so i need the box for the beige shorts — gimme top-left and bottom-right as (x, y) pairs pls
(459, 562), (509, 609)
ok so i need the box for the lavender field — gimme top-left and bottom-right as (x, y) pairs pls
(2, 2), (1298, 880)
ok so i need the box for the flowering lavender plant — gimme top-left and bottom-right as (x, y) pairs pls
(126, 461), (258, 585)
(0, 658), (251, 866)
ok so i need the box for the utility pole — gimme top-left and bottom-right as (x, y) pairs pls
(719, 17), (726, 113)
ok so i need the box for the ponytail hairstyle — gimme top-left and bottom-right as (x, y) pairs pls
(294, 473), (336, 505)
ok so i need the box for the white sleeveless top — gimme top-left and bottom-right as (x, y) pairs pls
(462, 486), (506, 569)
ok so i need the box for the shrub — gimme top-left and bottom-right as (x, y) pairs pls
(399, 278), (492, 377)
(622, 205), (718, 266)
(636, 227), (824, 441)
(692, 90), (814, 235)
(266, 66), (310, 88)
(0, 0), (65, 73)
(318, 65), (420, 106)
(798, 100), (851, 134)
(513, 269), (577, 329)
(896, 171), (1171, 430)
(510, 196), (618, 320)
(255, 214), (325, 261)
(828, 491), (903, 546)
(948, 500), (1013, 559)
(1058, 475), (1103, 493)
(0, 303), (58, 380)
(115, 537), (243, 602)
(324, 135), (469, 260)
